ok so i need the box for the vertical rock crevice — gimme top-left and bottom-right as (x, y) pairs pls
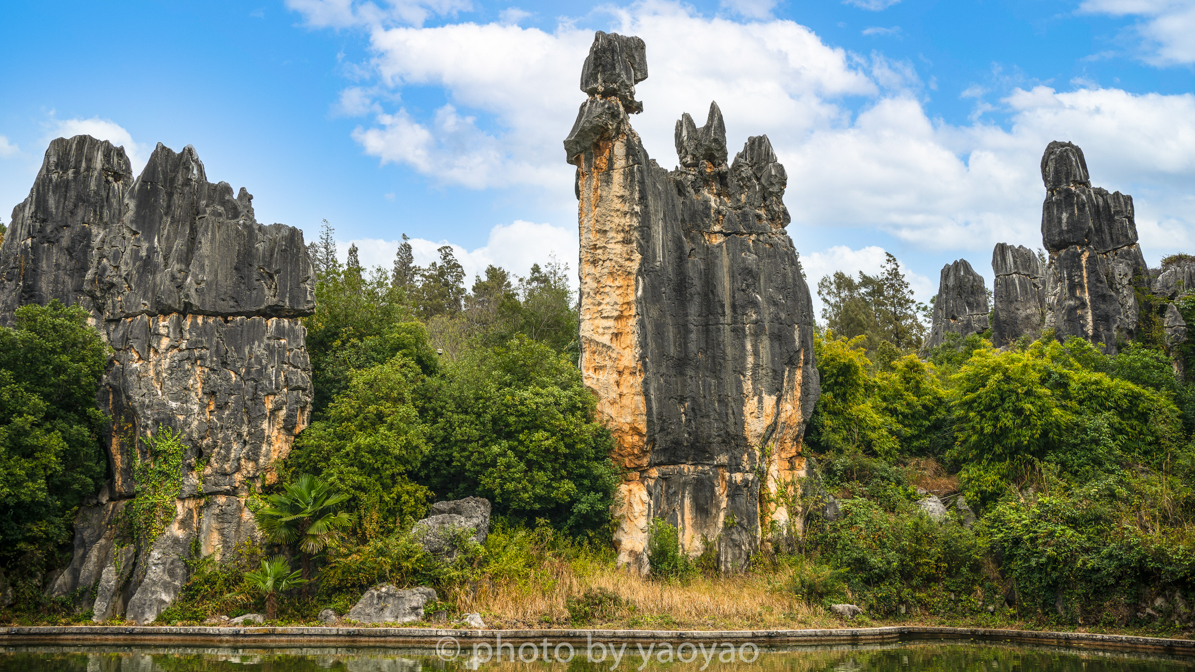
(566, 32), (819, 575)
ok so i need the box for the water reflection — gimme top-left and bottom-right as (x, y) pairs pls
(1, 642), (1192, 672)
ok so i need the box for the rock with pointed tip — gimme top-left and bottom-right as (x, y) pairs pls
(566, 32), (818, 575)
(675, 102), (727, 168)
(926, 260), (989, 351)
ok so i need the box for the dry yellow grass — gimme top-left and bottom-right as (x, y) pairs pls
(452, 559), (830, 630)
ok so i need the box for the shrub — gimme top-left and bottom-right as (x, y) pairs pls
(646, 518), (694, 582)
(566, 587), (625, 624)
(811, 498), (985, 616)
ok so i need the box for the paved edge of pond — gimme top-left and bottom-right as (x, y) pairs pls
(2, 626), (1193, 655)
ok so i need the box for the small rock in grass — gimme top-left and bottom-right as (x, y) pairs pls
(464, 613), (486, 629)
(831, 604), (863, 619)
(229, 613), (265, 625)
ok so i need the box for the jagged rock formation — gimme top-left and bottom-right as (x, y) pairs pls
(1039, 141), (1148, 354)
(0, 135), (315, 622)
(925, 260), (989, 351)
(565, 32), (819, 574)
(991, 243), (1047, 347)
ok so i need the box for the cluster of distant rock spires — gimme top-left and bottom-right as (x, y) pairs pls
(0, 30), (1186, 622)
(926, 140), (1190, 368)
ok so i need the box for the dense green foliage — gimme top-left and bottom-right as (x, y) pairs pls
(801, 300), (1195, 626)
(0, 302), (109, 582)
(287, 221), (613, 543)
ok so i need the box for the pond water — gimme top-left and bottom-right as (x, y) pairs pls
(1, 642), (1192, 672)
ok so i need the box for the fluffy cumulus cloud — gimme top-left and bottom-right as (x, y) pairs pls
(50, 117), (148, 172)
(340, 219), (580, 289)
(0, 136), (17, 158)
(1080, 0), (1195, 65)
(291, 0), (1195, 269)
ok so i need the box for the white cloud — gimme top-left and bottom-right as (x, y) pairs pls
(0, 136), (17, 158)
(844, 0), (901, 10)
(333, 2), (874, 194)
(861, 26), (900, 35)
(1080, 0), (1195, 65)
(339, 219), (579, 289)
(498, 7), (532, 24)
(801, 245), (934, 320)
(335, 86), (381, 116)
(294, 0), (1195, 266)
(285, 0), (472, 28)
(50, 117), (148, 172)
(719, 0), (779, 20)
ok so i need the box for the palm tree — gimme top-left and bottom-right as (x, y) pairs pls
(245, 556), (306, 620)
(254, 474), (353, 583)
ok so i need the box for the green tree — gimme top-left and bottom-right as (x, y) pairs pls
(816, 253), (926, 353)
(303, 255), (413, 418)
(949, 337), (1182, 508)
(307, 219), (339, 279)
(418, 335), (618, 535)
(253, 474), (354, 582)
(391, 234), (416, 289)
(287, 355), (433, 537)
(0, 302), (109, 576)
(244, 556), (306, 620)
(412, 245), (466, 319)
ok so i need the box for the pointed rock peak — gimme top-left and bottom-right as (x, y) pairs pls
(43, 135), (133, 181)
(1041, 140), (1089, 190)
(141, 142), (206, 185)
(580, 31), (648, 113)
(675, 102), (728, 168)
(734, 135), (778, 173)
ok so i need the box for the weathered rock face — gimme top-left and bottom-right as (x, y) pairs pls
(565, 32), (819, 574)
(347, 585), (437, 624)
(991, 243), (1047, 347)
(925, 260), (989, 350)
(1040, 141), (1148, 353)
(0, 135), (315, 622)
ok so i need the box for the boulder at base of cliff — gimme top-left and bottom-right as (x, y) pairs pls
(346, 585), (437, 624)
(412, 497), (491, 561)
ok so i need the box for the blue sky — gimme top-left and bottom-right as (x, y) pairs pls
(1, 0), (1192, 316)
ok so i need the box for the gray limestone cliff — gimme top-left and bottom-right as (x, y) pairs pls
(925, 260), (989, 351)
(565, 32), (820, 575)
(991, 243), (1047, 347)
(1039, 141), (1148, 354)
(0, 135), (315, 622)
